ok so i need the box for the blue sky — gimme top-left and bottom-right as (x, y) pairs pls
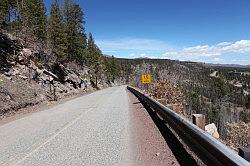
(45, 0), (250, 65)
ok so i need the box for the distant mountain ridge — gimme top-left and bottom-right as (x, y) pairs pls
(205, 63), (250, 69)
(116, 56), (250, 69)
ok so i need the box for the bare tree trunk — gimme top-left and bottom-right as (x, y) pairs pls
(28, 67), (31, 83)
(95, 76), (97, 87)
(16, 0), (20, 21)
(53, 85), (56, 101)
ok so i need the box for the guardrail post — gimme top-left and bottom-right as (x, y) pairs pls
(239, 148), (250, 162)
(192, 114), (205, 130)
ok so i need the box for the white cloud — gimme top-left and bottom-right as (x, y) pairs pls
(96, 38), (169, 52)
(162, 40), (250, 58)
(97, 37), (250, 64)
(128, 53), (158, 59)
(213, 57), (223, 61)
(217, 42), (232, 46)
(223, 40), (250, 53)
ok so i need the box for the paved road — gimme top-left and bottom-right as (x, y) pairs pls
(0, 86), (178, 166)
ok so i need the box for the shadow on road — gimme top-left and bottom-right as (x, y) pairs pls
(137, 98), (198, 166)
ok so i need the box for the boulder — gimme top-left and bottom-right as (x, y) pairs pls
(0, 33), (22, 52)
(4, 67), (20, 76)
(12, 68), (19, 76)
(205, 123), (220, 139)
(43, 70), (59, 81)
(17, 48), (32, 65)
(66, 72), (81, 84)
(18, 75), (28, 80)
(22, 48), (32, 57)
(4, 68), (14, 77)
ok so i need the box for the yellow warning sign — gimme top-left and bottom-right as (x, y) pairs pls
(141, 74), (152, 84)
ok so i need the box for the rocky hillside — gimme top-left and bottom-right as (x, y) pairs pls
(0, 32), (120, 118)
(149, 80), (186, 116)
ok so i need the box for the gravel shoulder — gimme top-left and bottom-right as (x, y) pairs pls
(127, 89), (179, 166)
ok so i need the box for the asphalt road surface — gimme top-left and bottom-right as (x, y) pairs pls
(0, 86), (179, 166)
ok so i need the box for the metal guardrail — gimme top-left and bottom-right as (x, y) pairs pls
(127, 86), (250, 166)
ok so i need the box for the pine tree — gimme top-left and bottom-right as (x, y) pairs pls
(246, 94), (250, 108)
(87, 33), (102, 86)
(103, 56), (118, 83)
(21, 0), (47, 43)
(72, 4), (87, 62)
(48, 0), (67, 61)
(0, 0), (21, 29)
(63, 0), (87, 62)
(87, 33), (97, 64)
(34, 0), (47, 42)
(0, 0), (8, 26)
(110, 56), (118, 81)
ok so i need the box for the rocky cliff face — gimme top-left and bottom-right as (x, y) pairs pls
(0, 32), (118, 117)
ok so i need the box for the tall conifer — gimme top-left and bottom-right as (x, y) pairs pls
(63, 0), (87, 61)
(87, 33), (102, 86)
(22, 0), (47, 43)
(48, 0), (67, 61)
(0, 0), (8, 25)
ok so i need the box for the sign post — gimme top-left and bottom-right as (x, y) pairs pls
(141, 74), (152, 93)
